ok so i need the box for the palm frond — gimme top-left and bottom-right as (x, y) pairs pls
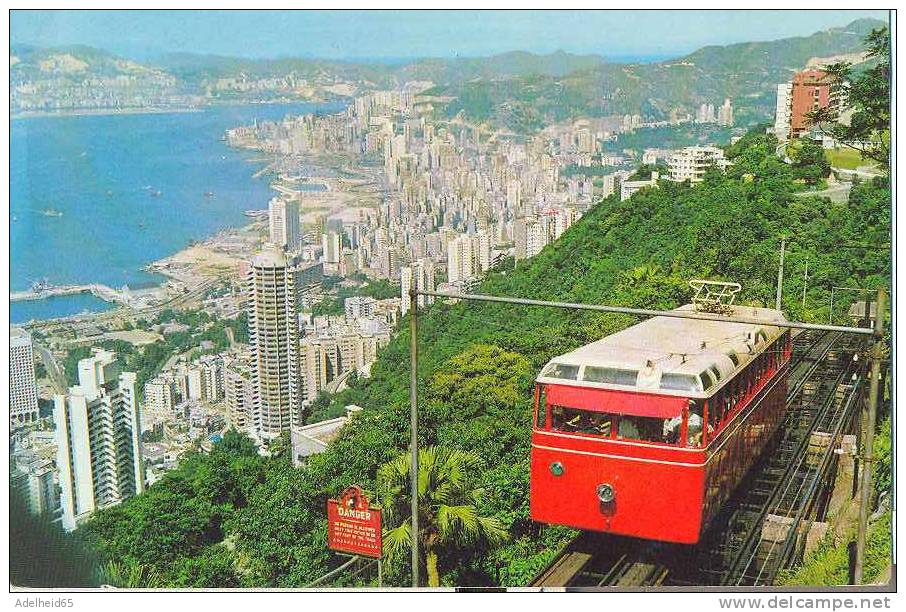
(382, 522), (412, 563)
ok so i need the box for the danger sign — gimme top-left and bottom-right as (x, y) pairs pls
(327, 485), (382, 559)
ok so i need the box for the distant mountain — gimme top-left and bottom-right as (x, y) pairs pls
(397, 50), (608, 82)
(10, 44), (169, 80)
(10, 17), (887, 123)
(430, 17), (887, 132)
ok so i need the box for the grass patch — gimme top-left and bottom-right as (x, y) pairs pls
(826, 148), (866, 170)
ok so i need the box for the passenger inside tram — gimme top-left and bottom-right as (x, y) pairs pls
(549, 403), (710, 445)
(550, 406), (612, 435)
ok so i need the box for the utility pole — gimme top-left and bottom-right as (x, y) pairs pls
(408, 289), (420, 588)
(801, 258), (809, 309)
(854, 287), (886, 584)
(775, 238), (786, 311)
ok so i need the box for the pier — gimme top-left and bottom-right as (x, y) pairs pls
(10, 283), (132, 306)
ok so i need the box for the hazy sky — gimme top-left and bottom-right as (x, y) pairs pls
(10, 9), (889, 62)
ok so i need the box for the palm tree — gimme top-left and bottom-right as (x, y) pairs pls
(377, 446), (507, 587)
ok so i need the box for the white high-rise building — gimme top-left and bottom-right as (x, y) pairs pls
(446, 235), (474, 285)
(506, 180), (522, 212)
(268, 197), (301, 252)
(473, 231), (491, 274)
(400, 258), (436, 315)
(247, 247), (302, 437)
(774, 83), (793, 143)
(10, 327), (39, 426)
(717, 99), (734, 127)
(224, 354), (254, 433)
(143, 375), (177, 414)
(54, 349), (144, 531)
(344, 296), (377, 320)
(668, 146), (730, 183)
(321, 232), (341, 264)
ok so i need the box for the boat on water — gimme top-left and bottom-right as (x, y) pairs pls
(40, 208), (64, 217)
(244, 209), (269, 218)
(204, 191), (215, 198)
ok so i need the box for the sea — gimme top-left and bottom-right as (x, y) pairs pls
(10, 101), (345, 323)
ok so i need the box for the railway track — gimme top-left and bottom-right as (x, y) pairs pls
(531, 330), (868, 589)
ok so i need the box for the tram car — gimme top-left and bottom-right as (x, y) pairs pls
(530, 303), (792, 544)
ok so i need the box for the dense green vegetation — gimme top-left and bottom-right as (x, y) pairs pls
(73, 127), (890, 588)
(377, 444), (508, 587)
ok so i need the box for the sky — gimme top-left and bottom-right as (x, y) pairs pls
(10, 9), (889, 62)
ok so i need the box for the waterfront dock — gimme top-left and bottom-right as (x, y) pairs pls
(10, 283), (131, 306)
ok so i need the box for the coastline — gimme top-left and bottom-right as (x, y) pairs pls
(11, 101), (369, 325)
(10, 106), (206, 120)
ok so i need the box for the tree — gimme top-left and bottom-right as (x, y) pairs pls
(790, 140), (831, 185)
(377, 446), (507, 587)
(806, 27), (890, 169)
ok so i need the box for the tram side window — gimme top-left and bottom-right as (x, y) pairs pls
(686, 401), (704, 447)
(550, 406), (613, 436)
(617, 415), (668, 443)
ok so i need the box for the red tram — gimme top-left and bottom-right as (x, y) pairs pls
(530, 304), (792, 544)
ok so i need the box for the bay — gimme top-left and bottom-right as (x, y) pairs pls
(10, 102), (345, 323)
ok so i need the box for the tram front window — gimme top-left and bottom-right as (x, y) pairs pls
(550, 406), (613, 436)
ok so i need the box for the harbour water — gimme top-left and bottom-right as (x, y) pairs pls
(10, 102), (345, 323)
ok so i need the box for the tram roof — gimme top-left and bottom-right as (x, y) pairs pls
(537, 304), (788, 399)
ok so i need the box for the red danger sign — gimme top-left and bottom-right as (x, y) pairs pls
(327, 486), (382, 559)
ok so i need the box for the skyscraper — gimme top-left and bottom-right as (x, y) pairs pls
(321, 232), (341, 264)
(400, 258), (436, 315)
(54, 349), (144, 531)
(268, 197), (301, 252)
(774, 83), (793, 142)
(247, 247), (302, 437)
(10, 327), (39, 427)
(446, 235), (474, 285)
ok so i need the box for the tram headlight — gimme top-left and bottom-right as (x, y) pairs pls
(549, 461), (565, 477)
(596, 483), (615, 504)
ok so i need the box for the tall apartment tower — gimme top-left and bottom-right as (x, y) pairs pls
(774, 83), (793, 143)
(269, 197), (301, 252)
(224, 353), (254, 433)
(400, 258), (436, 315)
(246, 247), (302, 437)
(321, 232), (341, 264)
(10, 327), (39, 426)
(446, 235), (475, 285)
(54, 349), (144, 531)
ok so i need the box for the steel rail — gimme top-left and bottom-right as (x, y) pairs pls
(415, 291), (874, 335)
(722, 337), (857, 585)
(756, 380), (864, 585)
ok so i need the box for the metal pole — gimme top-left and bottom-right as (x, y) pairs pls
(776, 238), (786, 311)
(417, 290), (874, 336)
(408, 289), (419, 588)
(829, 287), (835, 325)
(801, 258), (809, 309)
(854, 287), (886, 584)
(378, 559), (382, 589)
